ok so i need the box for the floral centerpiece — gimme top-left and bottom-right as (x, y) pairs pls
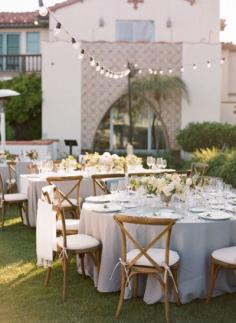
(0, 150), (13, 162)
(26, 150), (38, 160)
(83, 152), (141, 173)
(61, 155), (80, 170)
(130, 173), (194, 205)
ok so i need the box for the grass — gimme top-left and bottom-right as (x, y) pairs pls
(0, 209), (236, 323)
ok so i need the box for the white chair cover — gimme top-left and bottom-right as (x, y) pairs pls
(36, 199), (57, 268)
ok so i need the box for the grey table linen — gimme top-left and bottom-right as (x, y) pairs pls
(78, 204), (236, 304)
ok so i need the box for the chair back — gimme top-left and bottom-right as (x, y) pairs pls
(0, 173), (4, 201)
(91, 173), (125, 196)
(191, 162), (208, 177)
(113, 214), (176, 271)
(46, 176), (83, 208)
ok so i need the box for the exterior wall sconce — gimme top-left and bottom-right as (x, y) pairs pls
(99, 17), (105, 28)
(166, 17), (172, 28)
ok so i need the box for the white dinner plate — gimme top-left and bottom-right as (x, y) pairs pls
(90, 204), (122, 213)
(190, 207), (205, 213)
(85, 195), (110, 204)
(153, 211), (181, 220)
(199, 211), (232, 221)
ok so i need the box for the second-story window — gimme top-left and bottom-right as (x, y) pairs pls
(26, 32), (40, 54)
(116, 20), (155, 42)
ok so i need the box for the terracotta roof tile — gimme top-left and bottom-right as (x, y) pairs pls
(0, 11), (48, 27)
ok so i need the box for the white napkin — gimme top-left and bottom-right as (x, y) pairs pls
(36, 199), (57, 268)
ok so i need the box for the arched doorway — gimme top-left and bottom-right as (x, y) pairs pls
(93, 94), (168, 153)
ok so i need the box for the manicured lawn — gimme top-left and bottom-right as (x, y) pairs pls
(0, 209), (236, 323)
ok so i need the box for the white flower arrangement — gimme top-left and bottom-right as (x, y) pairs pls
(130, 173), (194, 196)
(61, 155), (78, 169)
(83, 152), (142, 172)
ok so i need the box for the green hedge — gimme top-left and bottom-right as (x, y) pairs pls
(177, 122), (236, 152)
(193, 148), (236, 187)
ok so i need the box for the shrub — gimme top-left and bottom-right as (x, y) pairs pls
(0, 73), (42, 140)
(177, 122), (236, 152)
(192, 147), (236, 187)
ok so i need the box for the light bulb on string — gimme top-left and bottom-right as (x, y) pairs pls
(159, 69), (164, 75)
(154, 70), (157, 75)
(168, 68), (173, 74)
(38, 0), (48, 16)
(100, 66), (105, 75)
(54, 22), (61, 36)
(78, 48), (85, 60)
(220, 57), (225, 65)
(138, 69), (142, 74)
(71, 37), (80, 49)
(193, 64), (197, 70)
(90, 56), (96, 67)
(180, 66), (184, 72)
(95, 62), (101, 72)
(105, 70), (109, 77)
(148, 68), (153, 74)
(207, 60), (211, 68)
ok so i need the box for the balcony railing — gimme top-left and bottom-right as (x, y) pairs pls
(0, 54), (41, 73)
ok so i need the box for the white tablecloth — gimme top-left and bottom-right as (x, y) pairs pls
(19, 173), (101, 227)
(78, 202), (236, 304)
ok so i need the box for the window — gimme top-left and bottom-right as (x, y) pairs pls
(0, 33), (20, 70)
(116, 20), (155, 42)
(94, 95), (167, 152)
(26, 32), (40, 54)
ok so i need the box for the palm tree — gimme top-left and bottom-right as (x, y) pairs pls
(131, 74), (189, 150)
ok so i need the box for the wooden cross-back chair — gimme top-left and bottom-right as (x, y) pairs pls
(191, 162), (208, 177)
(0, 173), (29, 229)
(6, 161), (17, 193)
(46, 176), (83, 219)
(91, 173), (125, 196)
(44, 188), (101, 301)
(42, 184), (80, 235)
(113, 214), (181, 323)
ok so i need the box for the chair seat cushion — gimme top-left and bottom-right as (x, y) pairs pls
(126, 248), (180, 267)
(57, 234), (100, 251)
(4, 193), (28, 202)
(56, 219), (80, 231)
(212, 246), (236, 265)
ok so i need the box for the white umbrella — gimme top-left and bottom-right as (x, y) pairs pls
(0, 89), (20, 150)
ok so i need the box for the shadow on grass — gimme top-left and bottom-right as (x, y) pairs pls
(0, 208), (236, 323)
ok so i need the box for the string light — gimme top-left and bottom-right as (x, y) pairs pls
(90, 56), (96, 67)
(38, 0), (48, 17)
(78, 48), (85, 59)
(221, 57), (226, 64)
(44, 4), (230, 80)
(54, 22), (61, 36)
(71, 37), (80, 49)
(95, 62), (101, 71)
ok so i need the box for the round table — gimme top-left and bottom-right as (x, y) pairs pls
(78, 202), (236, 304)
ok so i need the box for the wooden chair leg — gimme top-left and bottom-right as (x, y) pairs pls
(116, 268), (126, 318)
(79, 254), (86, 278)
(206, 260), (220, 303)
(1, 203), (5, 230)
(23, 201), (30, 227)
(164, 275), (171, 323)
(133, 273), (138, 298)
(171, 266), (181, 306)
(62, 255), (69, 301)
(44, 267), (52, 286)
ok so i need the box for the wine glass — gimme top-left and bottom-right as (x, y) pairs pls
(156, 158), (163, 169)
(147, 156), (153, 169)
(162, 159), (167, 169)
